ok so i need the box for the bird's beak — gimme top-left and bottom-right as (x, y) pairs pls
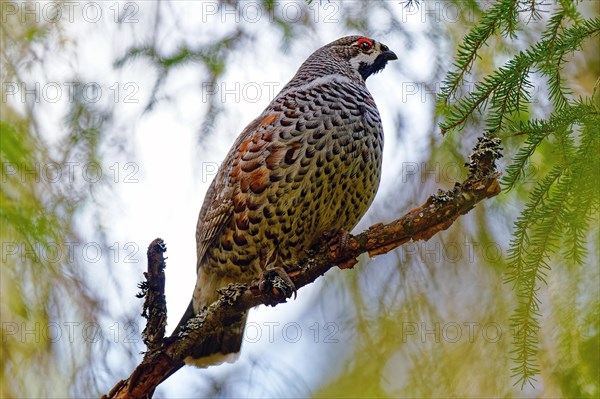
(380, 43), (398, 61)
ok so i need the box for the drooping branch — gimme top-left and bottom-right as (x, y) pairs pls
(104, 133), (503, 398)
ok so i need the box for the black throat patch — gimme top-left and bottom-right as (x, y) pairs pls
(358, 54), (391, 80)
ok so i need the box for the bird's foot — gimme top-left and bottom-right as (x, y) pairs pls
(253, 267), (297, 306)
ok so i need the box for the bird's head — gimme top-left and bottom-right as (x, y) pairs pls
(325, 35), (398, 80)
(281, 35), (398, 92)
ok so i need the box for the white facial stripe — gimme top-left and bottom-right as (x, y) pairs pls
(349, 51), (380, 71)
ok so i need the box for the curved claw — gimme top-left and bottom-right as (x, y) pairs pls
(258, 267), (297, 306)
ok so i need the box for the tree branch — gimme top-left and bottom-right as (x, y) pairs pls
(104, 133), (503, 398)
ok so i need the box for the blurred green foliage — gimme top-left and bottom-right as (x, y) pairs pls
(1, 0), (598, 397)
(437, 0), (599, 389)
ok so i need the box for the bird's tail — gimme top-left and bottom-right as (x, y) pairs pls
(172, 299), (248, 368)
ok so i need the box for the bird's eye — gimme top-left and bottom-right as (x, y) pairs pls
(357, 38), (373, 51)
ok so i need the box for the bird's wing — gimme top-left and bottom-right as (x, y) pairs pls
(195, 113), (284, 270)
(195, 174), (235, 271)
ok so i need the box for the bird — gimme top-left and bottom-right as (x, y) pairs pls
(174, 35), (397, 367)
